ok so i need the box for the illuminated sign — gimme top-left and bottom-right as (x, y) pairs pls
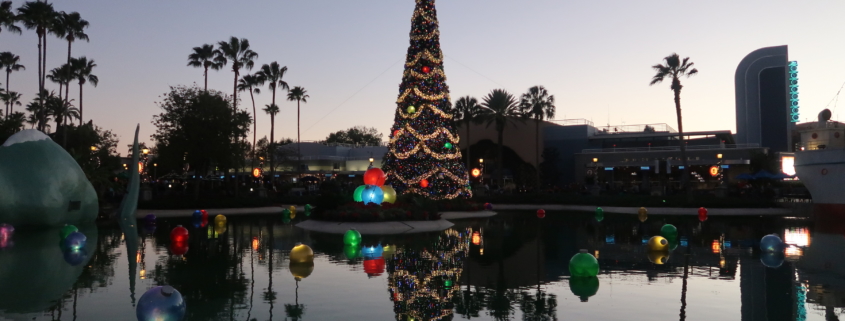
(789, 61), (799, 122)
(252, 167), (262, 178)
(138, 162), (144, 174)
(709, 166), (719, 177)
(471, 168), (481, 177)
(781, 156), (796, 176)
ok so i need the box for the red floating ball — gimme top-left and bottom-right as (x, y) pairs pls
(422, 66), (431, 73)
(698, 207), (708, 222)
(364, 168), (386, 186)
(537, 209), (546, 219)
(170, 240), (189, 256)
(200, 210), (208, 220)
(420, 179), (429, 188)
(170, 225), (189, 243)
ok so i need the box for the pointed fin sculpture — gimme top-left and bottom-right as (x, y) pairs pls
(117, 124), (141, 306)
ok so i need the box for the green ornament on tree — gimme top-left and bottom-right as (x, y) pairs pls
(569, 249), (599, 277)
(407, 105), (416, 114)
(344, 229), (362, 246)
(444, 142), (452, 149)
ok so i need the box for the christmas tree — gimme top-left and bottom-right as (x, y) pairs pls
(382, 0), (472, 200)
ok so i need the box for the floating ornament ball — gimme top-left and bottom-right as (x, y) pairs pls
(214, 223), (227, 235)
(191, 217), (203, 229)
(282, 216), (291, 224)
(136, 286), (186, 321)
(660, 224), (678, 240)
(381, 185), (397, 204)
(647, 236), (669, 252)
(364, 168), (386, 186)
(290, 243), (314, 264)
(0, 224), (13, 248)
(407, 105), (416, 114)
(59, 224), (78, 240)
(363, 257), (386, 277)
(647, 250), (670, 265)
(353, 185), (366, 202)
(200, 210), (208, 221)
(344, 229), (362, 246)
(698, 207), (708, 222)
(170, 225), (189, 243)
(145, 214), (157, 224)
(282, 208), (291, 219)
(537, 209), (546, 219)
(362, 244), (384, 258)
(569, 249), (599, 277)
(444, 142), (453, 149)
(290, 262), (314, 281)
(289, 205), (297, 216)
(637, 207), (648, 222)
(362, 185), (385, 205)
(170, 241), (189, 256)
(192, 210), (202, 220)
(214, 215), (227, 226)
(595, 207), (604, 222)
(760, 234), (784, 253)
(569, 276), (599, 302)
(63, 249), (88, 266)
(304, 204), (313, 216)
(422, 66), (431, 73)
(760, 251), (785, 268)
(63, 232), (87, 251)
(420, 179), (429, 188)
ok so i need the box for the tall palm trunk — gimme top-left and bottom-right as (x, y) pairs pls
(297, 99), (301, 178)
(465, 120), (471, 175)
(4, 70), (9, 119)
(249, 87), (257, 170)
(66, 39), (72, 108)
(270, 114), (275, 187)
(497, 126), (504, 186)
(535, 118), (541, 191)
(673, 82), (690, 197)
(232, 69), (240, 196)
(203, 65), (208, 91)
(79, 81), (83, 124)
(36, 32), (42, 97)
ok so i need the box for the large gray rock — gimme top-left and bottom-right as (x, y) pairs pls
(0, 130), (98, 226)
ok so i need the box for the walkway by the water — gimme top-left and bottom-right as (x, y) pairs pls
(491, 204), (793, 215)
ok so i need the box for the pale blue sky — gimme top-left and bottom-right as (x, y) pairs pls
(3, 0), (845, 154)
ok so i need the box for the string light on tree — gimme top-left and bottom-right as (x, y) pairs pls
(381, 0), (472, 200)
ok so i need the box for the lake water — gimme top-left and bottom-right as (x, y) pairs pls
(0, 210), (841, 321)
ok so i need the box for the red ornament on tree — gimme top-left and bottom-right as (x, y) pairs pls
(698, 207), (708, 222)
(393, 129), (400, 137)
(364, 168), (386, 186)
(537, 209), (546, 219)
(422, 66), (431, 73)
(420, 179), (429, 188)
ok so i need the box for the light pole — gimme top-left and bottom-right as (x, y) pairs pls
(479, 158), (484, 186)
(369, 157), (374, 169)
(153, 163), (157, 181)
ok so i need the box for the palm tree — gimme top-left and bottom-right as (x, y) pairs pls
(4, 111), (25, 133)
(25, 112), (37, 129)
(454, 96), (481, 174)
(46, 64), (71, 101)
(263, 103), (280, 182)
(0, 90), (21, 118)
(188, 44), (221, 91)
(650, 53), (698, 194)
(479, 89), (523, 186)
(256, 62), (289, 108)
(520, 86), (555, 190)
(0, 51), (24, 117)
(238, 73), (263, 156)
(17, 1), (57, 96)
(0, 1), (21, 35)
(46, 92), (77, 136)
(54, 11), (88, 103)
(25, 90), (51, 132)
(286, 86), (308, 175)
(214, 37), (258, 110)
(70, 56), (97, 125)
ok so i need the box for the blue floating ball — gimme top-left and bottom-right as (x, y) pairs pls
(362, 185), (385, 205)
(192, 217), (202, 229)
(63, 249), (88, 266)
(136, 286), (187, 321)
(760, 234), (784, 253)
(760, 251), (785, 268)
(145, 214), (157, 223)
(192, 210), (202, 220)
(63, 232), (87, 251)
(362, 244), (384, 259)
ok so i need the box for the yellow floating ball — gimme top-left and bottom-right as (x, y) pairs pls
(381, 185), (397, 204)
(214, 223), (227, 235)
(647, 251), (670, 265)
(637, 207), (648, 222)
(289, 262), (314, 281)
(289, 205), (296, 215)
(290, 243), (314, 264)
(647, 236), (669, 252)
(214, 214), (227, 226)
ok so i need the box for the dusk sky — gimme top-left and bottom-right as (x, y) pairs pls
(3, 0), (845, 155)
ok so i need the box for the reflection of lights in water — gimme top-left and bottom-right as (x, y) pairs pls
(594, 250), (600, 259)
(471, 231), (481, 245)
(711, 240), (721, 253)
(784, 228), (810, 247)
(136, 252), (142, 263)
(139, 269), (146, 279)
(479, 248), (484, 255)
(785, 245), (803, 258)
(251, 237), (260, 251)
(720, 257), (726, 268)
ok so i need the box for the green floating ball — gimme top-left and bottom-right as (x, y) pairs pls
(595, 207), (604, 222)
(444, 142), (453, 149)
(343, 244), (361, 260)
(660, 224), (678, 239)
(60, 224), (78, 240)
(353, 185), (366, 202)
(282, 209), (291, 218)
(344, 229), (362, 246)
(304, 204), (313, 216)
(569, 249), (599, 277)
(569, 276), (599, 302)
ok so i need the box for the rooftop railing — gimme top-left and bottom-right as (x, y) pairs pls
(582, 143), (761, 153)
(594, 123), (677, 135)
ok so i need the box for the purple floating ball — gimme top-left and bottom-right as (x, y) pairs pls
(63, 232), (87, 251)
(136, 286), (186, 321)
(63, 249), (88, 266)
(145, 214), (157, 223)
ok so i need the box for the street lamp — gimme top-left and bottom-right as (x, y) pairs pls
(592, 158), (599, 186)
(153, 163), (157, 180)
(479, 158), (484, 185)
(368, 157), (374, 169)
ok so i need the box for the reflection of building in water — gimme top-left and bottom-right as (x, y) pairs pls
(387, 229), (468, 321)
(798, 231), (845, 319)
